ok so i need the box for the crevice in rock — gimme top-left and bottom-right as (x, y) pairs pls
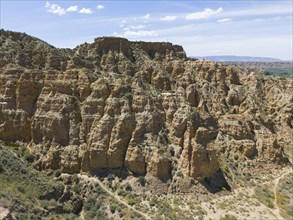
(200, 169), (231, 193)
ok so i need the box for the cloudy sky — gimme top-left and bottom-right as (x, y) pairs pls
(1, 0), (292, 60)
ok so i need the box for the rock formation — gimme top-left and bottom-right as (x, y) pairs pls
(0, 30), (292, 191)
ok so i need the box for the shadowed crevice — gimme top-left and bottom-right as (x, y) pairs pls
(200, 170), (231, 193)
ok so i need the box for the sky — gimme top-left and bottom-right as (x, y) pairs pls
(1, 0), (292, 60)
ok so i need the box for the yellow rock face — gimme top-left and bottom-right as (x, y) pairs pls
(0, 30), (292, 184)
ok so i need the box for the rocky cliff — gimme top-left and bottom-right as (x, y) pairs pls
(0, 30), (292, 192)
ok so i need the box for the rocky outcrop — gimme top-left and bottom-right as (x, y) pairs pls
(0, 30), (292, 188)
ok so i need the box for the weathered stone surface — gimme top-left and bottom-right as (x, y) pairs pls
(125, 146), (146, 175)
(0, 30), (292, 184)
(189, 143), (219, 180)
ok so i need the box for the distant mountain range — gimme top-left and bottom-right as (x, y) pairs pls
(193, 55), (282, 62)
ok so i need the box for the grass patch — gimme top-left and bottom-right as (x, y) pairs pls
(0, 145), (80, 219)
(263, 67), (293, 78)
(254, 185), (275, 209)
(220, 214), (238, 220)
(277, 173), (293, 220)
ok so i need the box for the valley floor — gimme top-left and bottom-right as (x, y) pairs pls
(76, 166), (292, 220)
(1, 144), (292, 220)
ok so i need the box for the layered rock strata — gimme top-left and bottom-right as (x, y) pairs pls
(0, 30), (292, 188)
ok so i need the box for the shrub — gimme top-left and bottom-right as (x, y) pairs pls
(127, 197), (135, 206)
(63, 202), (73, 213)
(96, 210), (106, 219)
(95, 184), (106, 195)
(54, 169), (61, 177)
(84, 196), (96, 211)
(149, 198), (158, 207)
(24, 151), (34, 162)
(220, 214), (238, 220)
(138, 176), (146, 186)
(255, 186), (275, 209)
(176, 171), (183, 178)
(18, 146), (27, 157)
(86, 210), (96, 219)
(118, 189), (126, 197)
(72, 184), (81, 193)
(125, 183), (132, 191)
(95, 200), (101, 210)
(71, 174), (79, 184)
(17, 186), (25, 193)
(110, 203), (117, 213)
(0, 164), (4, 173)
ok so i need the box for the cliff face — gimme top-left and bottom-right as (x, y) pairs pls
(0, 30), (292, 191)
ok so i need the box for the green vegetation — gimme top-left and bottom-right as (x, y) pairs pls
(83, 179), (147, 219)
(0, 145), (80, 219)
(219, 159), (233, 179)
(220, 214), (238, 220)
(194, 205), (207, 220)
(124, 182), (133, 191)
(54, 169), (62, 177)
(277, 173), (293, 220)
(224, 61), (293, 78)
(23, 150), (34, 162)
(254, 184), (275, 208)
(149, 196), (189, 220)
(84, 194), (101, 211)
(84, 194), (107, 219)
(263, 67), (293, 78)
(138, 176), (146, 186)
(126, 195), (136, 206)
(1, 142), (290, 220)
(0, 144), (147, 219)
(110, 203), (117, 213)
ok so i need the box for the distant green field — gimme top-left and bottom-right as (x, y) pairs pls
(263, 67), (293, 78)
(223, 62), (293, 79)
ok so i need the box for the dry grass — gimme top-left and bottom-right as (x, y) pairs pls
(254, 184), (275, 209)
(277, 173), (293, 220)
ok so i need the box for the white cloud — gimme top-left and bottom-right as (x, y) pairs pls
(97, 5), (104, 10)
(79, 8), (93, 14)
(66, 6), (78, 12)
(45, 2), (93, 15)
(45, 1), (66, 16)
(121, 30), (158, 38)
(160, 16), (177, 21)
(186, 7), (223, 20)
(217, 18), (232, 23)
(113, 32), (119, 36)
(142, 13), (150, 20)
(129, 25), (145, 29)
(120, 19), (126, 27)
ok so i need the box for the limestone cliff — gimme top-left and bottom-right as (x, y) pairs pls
(0, 30), (292, 192)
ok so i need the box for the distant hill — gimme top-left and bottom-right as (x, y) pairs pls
(194, 55), (282, 62)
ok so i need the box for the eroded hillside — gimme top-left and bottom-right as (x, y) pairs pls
(0, 31), (293, 186)
(0, 30), (292, 219)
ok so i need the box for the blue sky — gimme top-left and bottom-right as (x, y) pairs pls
(1, 1), (292, 60)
